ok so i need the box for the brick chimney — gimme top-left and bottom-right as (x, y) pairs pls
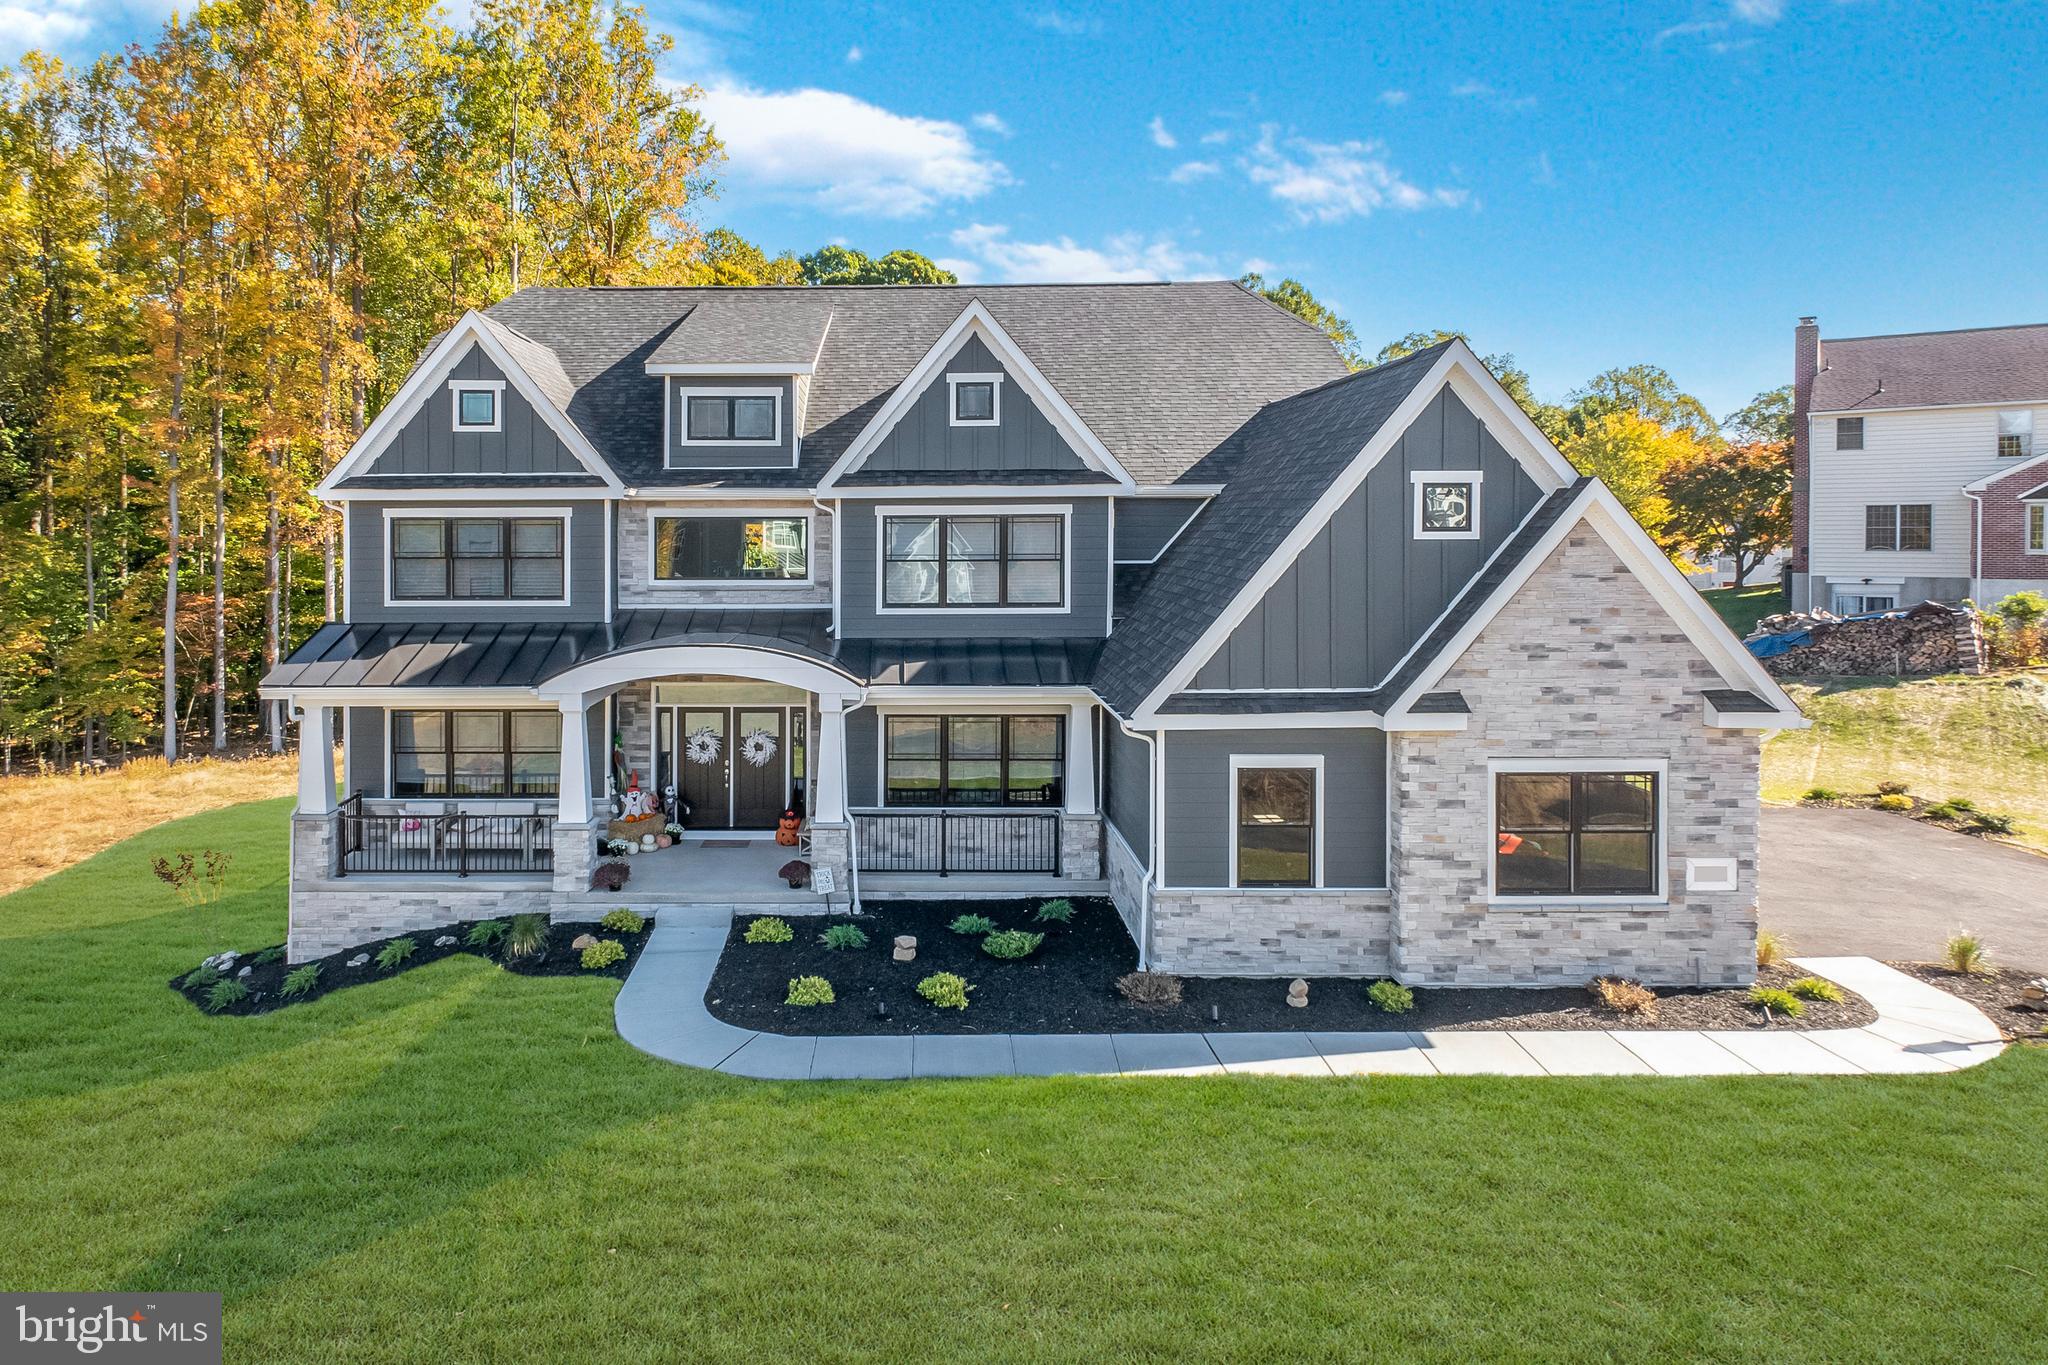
(1791, 317), (1822, 576)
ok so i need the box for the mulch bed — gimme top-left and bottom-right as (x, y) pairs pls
(703, 900), (1876, 1036)
(168, 915), (653, 1016)
(1889, 963), (2048, 1042)
(1799, 791), (2026, 846)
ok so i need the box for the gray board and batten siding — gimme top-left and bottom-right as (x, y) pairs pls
(364, 348), (588, 478)
(1102, 719), (1153, 862)
(345, 500), (609, 625)
(1162, 727), (1387, 889)
(1111, 496), (1206, 562)
(855, 334), (1091, 478)
(1191, 388), (1544, 690)
(834, 496), (1112, 639)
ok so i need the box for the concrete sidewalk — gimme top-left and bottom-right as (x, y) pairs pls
(614, 911), (2008, 1081)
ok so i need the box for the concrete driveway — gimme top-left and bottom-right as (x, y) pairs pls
(1761, 806), (2048, 969)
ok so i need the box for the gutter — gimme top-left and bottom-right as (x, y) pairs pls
(1963, 485), (1985, 604)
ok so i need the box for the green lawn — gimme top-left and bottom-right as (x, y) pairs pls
(1765, 673), (2048, 854)
(2, 800), (2043, 1361)
(1701, 582), (1785, 637)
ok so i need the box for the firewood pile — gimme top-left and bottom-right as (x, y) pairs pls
(1749, 601), (1972, 677)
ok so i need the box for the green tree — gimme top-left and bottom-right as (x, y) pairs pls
(1661, 440), (1791, 586)
(799, 244), (955, 285)
(1724, 385), (1793, 444)
(1239, 272), (1360, 367)
(1566, 363), (1718, 443)
(1558, 411), (1700, 557)
(684, 227), (800, 285)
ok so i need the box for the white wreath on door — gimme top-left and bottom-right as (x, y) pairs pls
(740, 729), (779, 768)
(684, 726), (722, 765)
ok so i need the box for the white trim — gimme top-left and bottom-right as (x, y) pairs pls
(379, 702), (567, 804)
(264, 685), (542, 707)
(1485, 757), (1669, 907)
(1381, 483), (1809, 730)
(647, 362), (815, 376)
(674, 386), (784, 450)
(1112, 495), (1211, 565)
(872, 502), (1075, 617)
(1226, 753), (1326, 890)
(870, 707), (1083, 814)
(946, 372), (1002, 427)
(1151, 711), (1383, 730)
(1131, 342), (1575, 721)
(829, 482), (1125, 498)
(536, 645), (862, 704)
(1963, 446), (2048, 492)
(448, 379), (505, 434)
(323, 486), (603, 502)
(2026, 500), (2048, 555)
(379, 507), (572, 609)
(1411, 468), (1484, 540)
(644, 507), (816, 588)
(1811, 396), (2048, 417)
(816, 299), (1137, 492)
(1685, 857), (1738, 892)
(316, 312), (623, 496)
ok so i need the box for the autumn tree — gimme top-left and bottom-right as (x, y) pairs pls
(1557, 411), (1701, 557)
(1566, 363), (1718, 443)
(1662, 440), (1792, 586)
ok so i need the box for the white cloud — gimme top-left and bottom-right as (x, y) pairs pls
(1532, 150), (1557, 186)
(1450, 80), (1538, 112)
(1199, 129), (1231, 145)
(1148, 115), (1178, 149)
(0, 0), (96, 57)
(1168, 159), (1220, 184)
(1023, 7), (1098, 36)
(844, 44), (862, 63)
(971, 112), (1012, 136)
(945, 224), (1207, 283)
(695, 83), (1009, 217)
(1378, 89), (1410, 106)
(1240, 125), (1468, 224)
(1733, 0), (1783, 20)
(1239, 256), (1277, 277)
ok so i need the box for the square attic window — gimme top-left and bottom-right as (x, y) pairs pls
(451, 383), (502, 432)
(1413, 472), (1481, 539)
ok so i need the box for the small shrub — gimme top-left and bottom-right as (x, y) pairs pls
(1944, 795), (1977, 812)
(600, 908), (647, 934)
(1755, 928), (1792, 969)
(1874, 793), (1913, 812)
(280, 964), (321, 999)
(465, 919), (509, 948)
(1588, 976), (1659, 1018)
(1034, 898), (1075, 924)
(504, 912), (551, 961)
(1800, 786), (1843, 803)
(203, 978), (249, 1013)
(1875, 779), (1911, 796)
(818, 923), (869, 950)
(1970, 811), (2018, 835)
(375, 937), (416, 972)
(917, 972), (973, 1010)
(182, 963), (222, 993)
(251, 945), (286, 967)
(981, 929), (1044, 960)
(601, 838), (632, 856)
(1366, 979), (1415, 1014)
(947, 913), (996, 935)
(580, 939), (627, 970)
(1749, 985), (1805, 1018)
(1788, 976), (1843, 1003)
(785, 975), (836, 1006)
(744, 916), (794, 944)
(1943, 931), (1991, 975)
(589, 861), (631, 892)
(1115, 971), (1183, 1006)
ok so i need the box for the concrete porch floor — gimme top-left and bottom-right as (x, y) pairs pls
(582, 835), (829, 908)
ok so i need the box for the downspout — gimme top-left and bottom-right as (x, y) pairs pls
(841, 687), (869, 913)
(1110, 709), (1159, 971)
(1964, 486), (1985, 605)
(814, 496), (838, 637)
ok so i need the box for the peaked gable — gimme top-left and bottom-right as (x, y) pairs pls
(363, 345), (590, 478)
(844, 333), (1093, 482)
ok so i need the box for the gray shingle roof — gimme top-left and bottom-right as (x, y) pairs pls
(480, 282), (1348, 488)
(1812, 322), (2048, 412)
(1090, 343), (1457, 717)
(644, 293), (835, 369)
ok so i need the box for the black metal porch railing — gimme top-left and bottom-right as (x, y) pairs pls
(853, 809), (1061, 877)
(333, 793), (556, 877)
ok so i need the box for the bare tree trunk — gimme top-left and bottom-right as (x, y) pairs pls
(163, 359), (184, 764)
(266, 469), (282, 751)
(82, 496), (96, 763)
(212, 400), (228, 751)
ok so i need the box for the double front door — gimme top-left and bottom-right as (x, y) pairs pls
(656, 705), (796, 829)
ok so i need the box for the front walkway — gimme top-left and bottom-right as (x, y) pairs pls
(613, 912), (2009, 1080)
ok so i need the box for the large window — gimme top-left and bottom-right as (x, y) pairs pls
(1864, 503), (1932, 552)
(390, 516), (565, 601)
(882, 513), (1065, 609)
(1998, 410), (2033, 459)
(652, 515), (808, 581)
(1495, 770), (1658, 897)
(1233, 763), (1318, 888)
(882, 715), (1064, 806)
(391, 710), (561, 799)
(684, 393), (777, 443)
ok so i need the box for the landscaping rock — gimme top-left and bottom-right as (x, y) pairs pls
(346, 953), (369, 968)
(571, 933), (597, 951)
(237, 965), (251, 978)
(2019, 978), (2048, 1012)
(1287, 978), (1309, 1009)
(893, 935), (916, 963)
(434, 935), (457, 947)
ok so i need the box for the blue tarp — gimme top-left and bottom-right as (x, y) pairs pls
(1746, 630), (1809, 658)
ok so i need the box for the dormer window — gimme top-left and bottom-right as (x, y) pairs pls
(1412, 470), (1482, 539)
(450, 381), (504, 433)
(948, 373), (1001, 426)
(682, 390), (779, 444)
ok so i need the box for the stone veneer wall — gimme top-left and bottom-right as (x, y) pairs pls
(1059, 814), (1102, 881)
(1104, 823), (1147, 943)
(1147, 889), (1393, 976)
(616, 501), (831, 609)
(1388, 528), (1762, 987)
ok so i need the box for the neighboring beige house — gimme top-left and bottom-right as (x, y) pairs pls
(1792, 317), (2048, 613)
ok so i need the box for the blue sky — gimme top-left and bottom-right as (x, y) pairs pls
(12, 0), (2047, 418)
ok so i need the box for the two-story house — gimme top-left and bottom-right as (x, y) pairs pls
(261, 283), (1803, 986)
(1791, 316), (2048, 614)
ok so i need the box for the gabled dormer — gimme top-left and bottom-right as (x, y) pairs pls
(644, 295), (833, 472)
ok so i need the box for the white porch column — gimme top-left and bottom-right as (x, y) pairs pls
(557, 695), (592, 824)
(1065, 700), (1098, 815)
(813, 695), (849, 823)
(296, 703), (337, 816)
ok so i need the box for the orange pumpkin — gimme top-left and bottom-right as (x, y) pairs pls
(775, 809), (801, 847)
